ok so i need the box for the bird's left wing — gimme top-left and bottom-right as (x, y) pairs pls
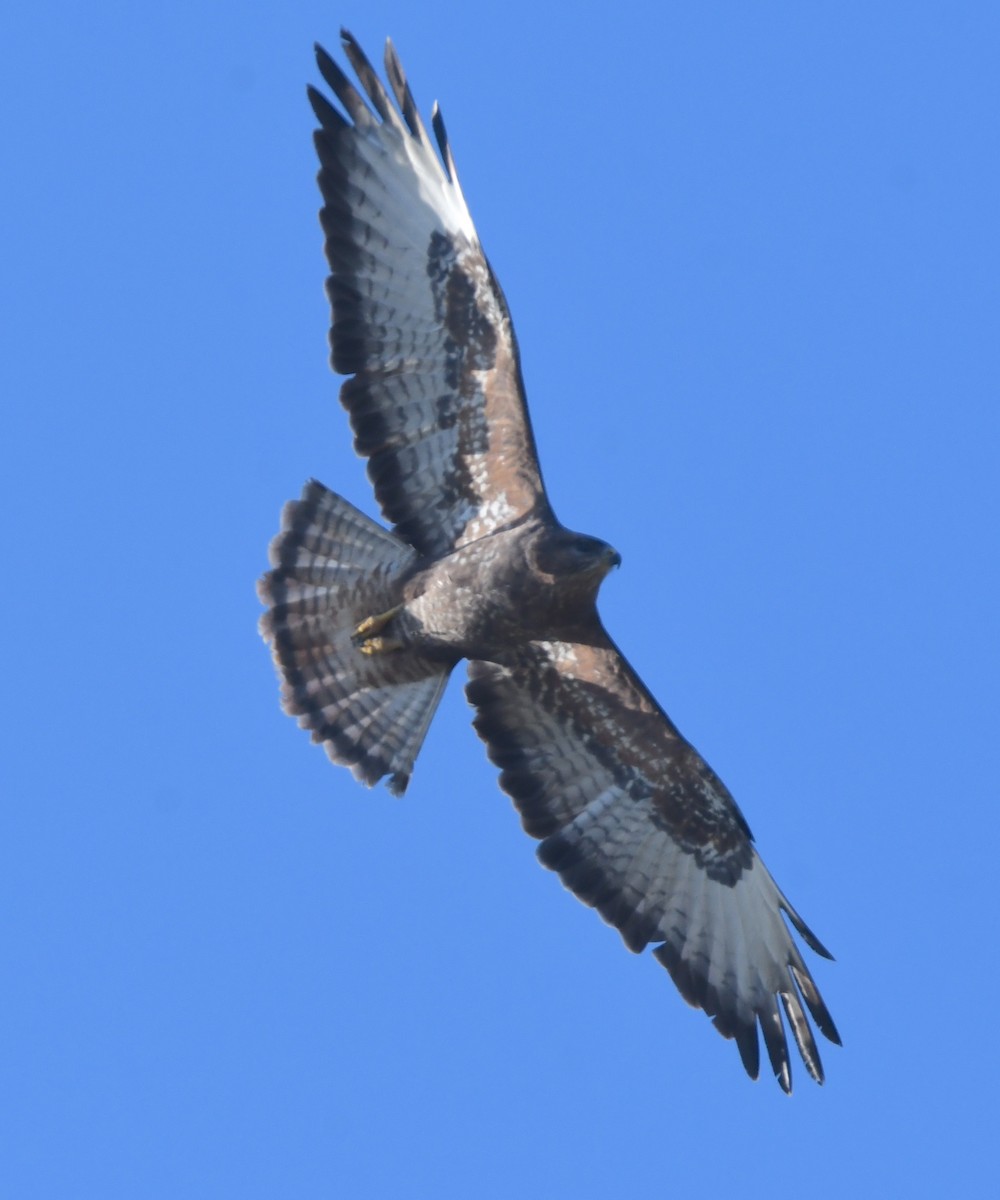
(310, 33), (550, 559)
(467, 638), (840, 1092)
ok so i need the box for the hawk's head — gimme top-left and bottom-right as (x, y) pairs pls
(532, 527), (621, 586)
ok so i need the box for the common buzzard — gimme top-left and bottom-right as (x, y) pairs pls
(258, 31), (841, 1092)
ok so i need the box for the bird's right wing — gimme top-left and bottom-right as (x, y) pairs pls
(310, 32), (551, 558)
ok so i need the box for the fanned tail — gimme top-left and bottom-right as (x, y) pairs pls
(258, 480), (450, 793)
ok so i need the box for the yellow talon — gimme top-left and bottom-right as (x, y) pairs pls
(358, 635), (404, 656)
(353, 605), (403, 640)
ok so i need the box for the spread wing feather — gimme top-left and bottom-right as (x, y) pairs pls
(310, 32), (550, 558)
(467, 638), (841, 1092)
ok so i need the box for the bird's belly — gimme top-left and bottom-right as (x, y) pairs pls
(401, 554), (548, 660)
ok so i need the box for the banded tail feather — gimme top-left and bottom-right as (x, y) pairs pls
(258, 481), (450, 794)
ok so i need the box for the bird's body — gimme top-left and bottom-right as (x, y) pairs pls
(392, 521), (620, 659)
(259, 30), (841, 1092)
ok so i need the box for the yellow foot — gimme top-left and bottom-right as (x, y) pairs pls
(357, 635), (404, 656)
(353, 605), (404, 655)
(353, 605), (402, 641)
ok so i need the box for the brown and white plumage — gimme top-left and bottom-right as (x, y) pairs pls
(309, 33), (548, 558)
(259, 31), (841, 1092)
(467, 639), (839, 1090)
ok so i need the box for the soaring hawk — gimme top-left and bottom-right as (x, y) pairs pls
(258, 31), (841, 1092)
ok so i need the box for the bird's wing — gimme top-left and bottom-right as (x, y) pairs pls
(310, 32), (550, 558)
(467, 636), (841, 1092)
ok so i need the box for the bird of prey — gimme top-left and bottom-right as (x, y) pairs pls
(258, 30), (840, 1092)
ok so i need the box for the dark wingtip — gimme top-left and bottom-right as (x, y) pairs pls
(314, 40), (336, 79)
(387, 770), (411, 796)
(824, 1018), (844, 1048)
(307, 83), (342, 130)
(807, 931), (836, 962)
(733, 1025), (761, 1083)
(778, 892), (836, 961)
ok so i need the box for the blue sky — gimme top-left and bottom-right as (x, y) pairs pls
(4, 1), (999, 1195)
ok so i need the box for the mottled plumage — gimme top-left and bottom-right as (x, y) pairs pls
(259, 31), (841, 1092)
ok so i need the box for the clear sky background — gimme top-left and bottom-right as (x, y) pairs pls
(4, 1), (998, 1196)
